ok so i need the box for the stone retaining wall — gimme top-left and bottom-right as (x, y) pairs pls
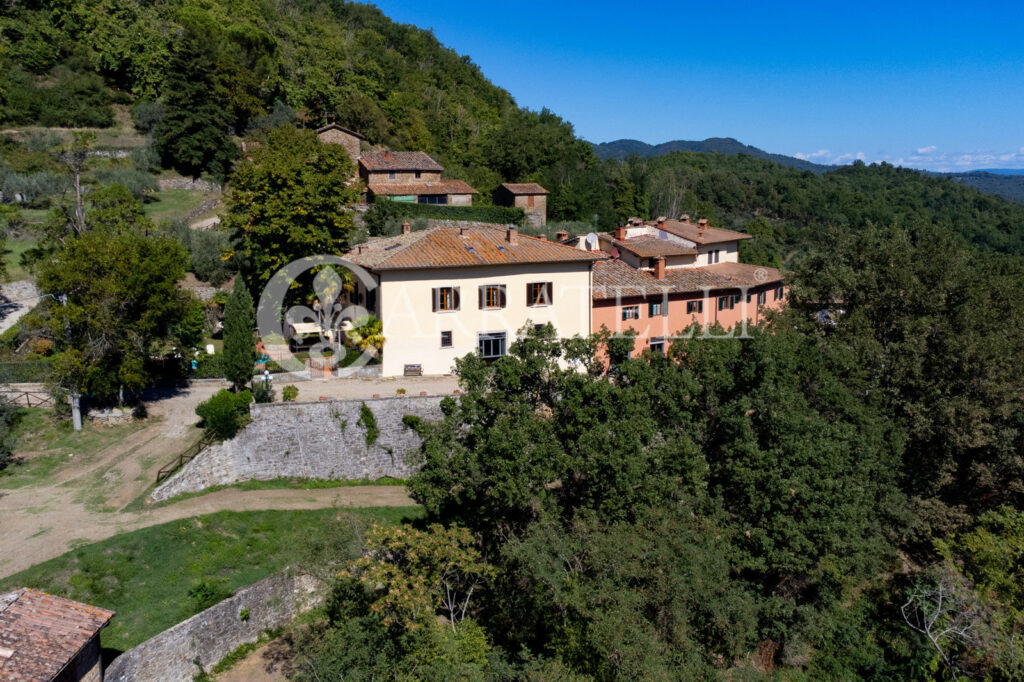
(105, 572), (320, 682)
(150, 395), (443, 501)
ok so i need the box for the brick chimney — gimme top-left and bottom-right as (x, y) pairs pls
(656, 216), (666, 227)
(538, 234), (547, 241)
(654, 257), (666, 280)
(555, 229), (569, 242)
(401, 220), (410, 234)
(614, 224), (627, 241)
(680, 214), (690, 223)
(506, 225), (518, 245)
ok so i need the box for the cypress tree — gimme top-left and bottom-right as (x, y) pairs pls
(223, 276), (256, 392)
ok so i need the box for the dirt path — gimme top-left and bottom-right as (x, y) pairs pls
(0, 376), (437, 580)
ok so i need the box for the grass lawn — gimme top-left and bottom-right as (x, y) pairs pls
(142, 189), (215, 225)
(0, 507), (422, 653)
(0, 408), (149, 490)
(2, 237), (37, 282)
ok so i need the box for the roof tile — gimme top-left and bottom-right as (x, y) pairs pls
(499, 182), (549, 195)
(593, 258), (782, 299)
(359, 151), (444, 172)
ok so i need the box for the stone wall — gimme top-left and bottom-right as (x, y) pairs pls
(150, 395), (443, 501)
(105, 573), (320, 682)
(156, 177), (222, 192)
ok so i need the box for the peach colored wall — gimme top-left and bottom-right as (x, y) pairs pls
(592, 283), (787, 357)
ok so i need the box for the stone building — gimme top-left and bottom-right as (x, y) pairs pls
(316, 123), (364, 169)
(494, 182), (549, 226)
(0, 588), (114, 681)
(358, 151), (477, 206)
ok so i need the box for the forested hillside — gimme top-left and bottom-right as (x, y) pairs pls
(592, 136), (831, 172)
(0, 0), (611, 220)
(605, 152), (1024, 262)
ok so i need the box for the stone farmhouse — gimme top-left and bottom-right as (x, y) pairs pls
(343, 224), (600, 377)
(493, 182), (549, 226)
(358, 151), (478, 206)
(315, 122), (364, 169)
(577, 215), (786, 356)
(0, 588), (114, 681)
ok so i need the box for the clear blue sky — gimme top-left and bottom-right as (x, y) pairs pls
(372, 0), (1024, 171)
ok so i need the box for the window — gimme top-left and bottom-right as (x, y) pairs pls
(440, 331), (453, 348)
(774, 285), (784, 301)
(718, 294), (739, 311)
(648, 300), (666, 317)
(478, 332), (507, 359)
(527, 282), (553, 307)
(757, 291), (767, 305)
(649, 337), (666, 355)
(415, 171), (422, 179)
(431, 286), (460, 312)
(622, 305), (640, 321)
(418, 194), (447, 205)
(527, 194), (535, 207)
(479, 284), (507, 309)
(687, 300), (703, 314)
(746, 292), (753, 304)
(388, 171), (396, 180)
(533, 323), (547, 333)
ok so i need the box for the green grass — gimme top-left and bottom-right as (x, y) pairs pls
(2, 237), (37, 281)
(142, 189), (215, 224)
(0, 507), (422, 653)
(0, 408), (149, 490)
(143, 476), (407, 509)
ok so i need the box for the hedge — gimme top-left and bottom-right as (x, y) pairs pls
(372, 199), (525, 226)
(0, 361), (52, 383)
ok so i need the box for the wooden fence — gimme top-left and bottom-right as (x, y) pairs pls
(156, 431), (216, 483)
(0, 390), (54, 407)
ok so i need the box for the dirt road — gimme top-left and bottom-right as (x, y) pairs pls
(0, 376), (445, 579)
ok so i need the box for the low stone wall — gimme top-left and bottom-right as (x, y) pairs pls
(150, 395), (443, 501)
(156, 177), (222, 192)
(105, 572), (320, 682)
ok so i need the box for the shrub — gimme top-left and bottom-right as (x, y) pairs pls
(358, 402), (378, 446)
(189, 229), (233, 286)
(187, 577), (232, 613)
(251, 378), (275, 404)
(193, 354), (224, 378)
(282, 385), (298, 402)
(195, 389), (251, 439)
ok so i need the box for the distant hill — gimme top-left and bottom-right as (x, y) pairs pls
(591, 137), (832, 173)
(935, 172), (1024, 205)
(593, 138), (1024, 205)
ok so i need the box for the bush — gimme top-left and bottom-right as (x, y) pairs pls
(187, 577), (232, 613)
(189, 229), (233, 286)
(193, 354), (224, 378)
(250, 378), (275, 404)
(282, 385), (298, 402)
(0, 361), (52, 383)
(92, 167), (157, 200)
(195, 389), (251, 439)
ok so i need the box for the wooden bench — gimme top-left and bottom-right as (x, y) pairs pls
(403, 364), (423, 377)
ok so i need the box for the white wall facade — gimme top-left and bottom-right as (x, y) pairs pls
(378, 262), (593, 376)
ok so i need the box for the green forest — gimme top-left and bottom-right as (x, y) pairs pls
(2, 1), (1024, 679)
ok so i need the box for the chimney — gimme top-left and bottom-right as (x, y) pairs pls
(506, 225), (519, 245)
(697, 218), (707, 238)
(555, 229), (569, 242)
(538, 234), (547, 241)
(614, 224), (627, 241)
(681, 214), (690, 223)
(460, 226), (470, 236)
(654, 257), (666, 280)
(657, 216), (666, 226)
(401, 220), (410, 235)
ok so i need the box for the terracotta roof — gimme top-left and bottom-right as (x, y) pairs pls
(650, 219), (752, 245)
(316, 123), (365, 139)
(345, 225), (603, 271)
(592, 258), (782, 300)
(601, 233), (698, 258)
(0, 588), (114, 681)
(359, 151), (443, 172)
(368, 179), (478, 196)
(500, 182), (549, 195)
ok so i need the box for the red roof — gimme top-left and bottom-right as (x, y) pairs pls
(651, 218), (752, 245)
(315, 123), (365, 140)
(368, 179), (478, 196)
(0, 588), (114, 681)
(345, 225), (603, 271)
(359, 151), (443, 172)
(499, 182), (549, 195)
(601, 234), (698, 258)
(593, 258), (782, 299)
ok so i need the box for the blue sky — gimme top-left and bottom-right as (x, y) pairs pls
(372, 1), (1024, 171)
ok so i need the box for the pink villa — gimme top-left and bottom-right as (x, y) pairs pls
(568, 215), (786, 357)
